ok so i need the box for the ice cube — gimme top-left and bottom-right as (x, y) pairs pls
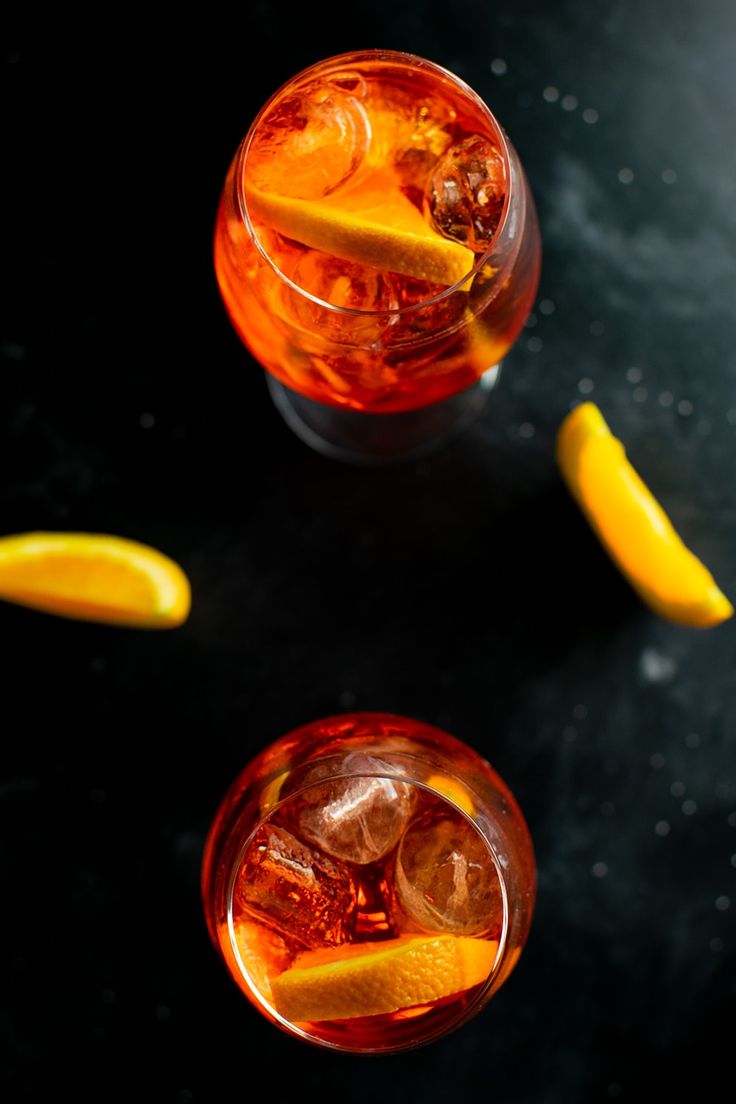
(283, 250), (401, 350)
(297, 754), (415, 865)
(366, 83), (456, 197)
(247, 80), (370, 201)
(290, 250), (401, 313)
(427, 136), (505, 252)
(234, 823), (357, 948)
(395, 809), (503, 936)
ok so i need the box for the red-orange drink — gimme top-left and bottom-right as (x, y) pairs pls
(202, 714), (536, 1053)
(214, 51), (541, 458)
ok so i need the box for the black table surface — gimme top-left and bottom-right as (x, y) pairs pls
(4, 2), (735, 1100)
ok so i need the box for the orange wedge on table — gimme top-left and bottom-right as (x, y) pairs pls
(270, 934), (497, 1022)
(0, 532), (190, 628)
(247, 170), (474, 286)
(556, 403), (733, 628)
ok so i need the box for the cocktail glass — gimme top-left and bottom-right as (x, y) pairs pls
(214, 50), (541, 463)
(201, 713), (536, 1053)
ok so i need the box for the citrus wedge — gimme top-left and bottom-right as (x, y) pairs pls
(0, 532), (191, 628)
(233, 922), (291, 1004)
(556, 403), (733, 628)
(247, 171), (474, 286)
(425, 772), (477, 817)
(270, 934), (497, 1022)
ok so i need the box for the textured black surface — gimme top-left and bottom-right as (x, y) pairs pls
(3, 2), (736, 1101)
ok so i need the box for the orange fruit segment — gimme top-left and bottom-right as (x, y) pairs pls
(425, 772), (477, 817)
(556, 403), (733, 628)
(0, 532), (191, 628)
(270, 934), (497, 1022)
(233, 922), (292, 1004)
(246, 170), (474, 286)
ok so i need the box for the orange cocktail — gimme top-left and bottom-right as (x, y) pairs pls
(214, 51), (541, 460)
(202, 714), (536, 1053)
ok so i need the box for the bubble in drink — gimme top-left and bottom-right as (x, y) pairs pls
(428, 136), (506, 251)
(297, 754), (415, 865)
(247, 81), (369, 200)
(235, 823), (357, 947)
(395, 809), (503, 936)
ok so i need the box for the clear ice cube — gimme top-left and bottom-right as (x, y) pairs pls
(290, 250), (401, 313)
(395, 809), (503, 936)
(234, 823), (356, 948)
(427, 135), (505, 252)
(297, 753), (415, 865)
(285, 250), (401, 348)
(366, 82), (456, 198)
(247, 80), (370, 200)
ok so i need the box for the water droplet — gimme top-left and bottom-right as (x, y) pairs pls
(578, 377), (594, 395)
(661, 168), (678, 184)
(582, 108), (599, 124)
(490, 58), (508, 75)
(543, 86), (560, 103)
(654, 820), (670, 837)
(640, 647), (677, 683)
(626, 366), (642, 383)
(592, 862), (609, 878)
(618, 167), (634, 184)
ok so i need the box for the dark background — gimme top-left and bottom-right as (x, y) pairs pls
(3, 1), (735, 1100)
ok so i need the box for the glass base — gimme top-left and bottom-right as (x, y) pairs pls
(266, 365), (501, 466)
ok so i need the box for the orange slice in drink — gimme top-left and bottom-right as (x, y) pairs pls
(556, 403), (733, 628)
(425, 772), (477, 817)
(247, 171), (474, 286)
(270, 934), (497, 1022)
(0, 532), (191, 628)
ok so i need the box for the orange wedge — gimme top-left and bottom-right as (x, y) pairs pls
(270, 934), (497, 1022)
(246, 171), (474, 286)
(233, 922), (292, 1004)
(557, 403), (733, 628)
(425, 772), (477, 817)
(0, 532), (191, 628)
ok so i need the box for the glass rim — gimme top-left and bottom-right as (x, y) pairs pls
(224, 766), (511, 1052)
(234, 48), (515, 319)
